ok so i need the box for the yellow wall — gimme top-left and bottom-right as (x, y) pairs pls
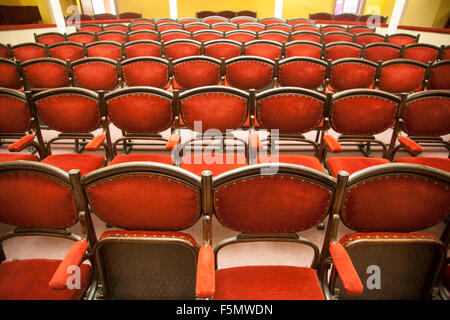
(402, 0), (442, 28)
(363, 0), (395, 23)
(177, 0), (274, 19)
(283, 0), (334, 20)
(116, 0), (170, 19)
(432, 0), (450, 28)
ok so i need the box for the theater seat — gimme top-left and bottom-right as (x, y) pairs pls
(257, 155), (325, 172)
(0, 154), (40, 162)
(181, 153), (247, 176)
(0, 259), (92, 300)
(395, 157), (450, 173)
(214, 266), (325, 300)
(108, 154), (174, 166)
(42, 154), (105, 175)
(326, 157), (390, 177)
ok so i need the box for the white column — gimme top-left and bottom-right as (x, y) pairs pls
(274, 0), (284, 18)
(387, 0), (409, 35)
(46, 0), (67, 33)
(169, 0), (178, 19)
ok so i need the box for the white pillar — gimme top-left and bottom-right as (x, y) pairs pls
(46, 0), (67, 33)
(169, 0), (178, 19)
(387, 0), (409, 35)
(274, 0), (284, 18)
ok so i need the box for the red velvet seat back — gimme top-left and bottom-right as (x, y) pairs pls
(98, 31), (127, 43)
(86, 42), (122, 60)
(72, 59), (118, 91)
(121, 58), (169, 88)
(106, 89), (173, 133)
(278, 58), (326, 89)
(285, 41), (322, 59)
(12, 44), (46, 62)
(288, 18), (315, 25)
(266, 24), (292, 33)
(348, 26), (375, 34)
(226, 57), (274, 90)
(363, 44), (401, 62)
(428, 62), (450, 90)
(129, 23), (156, 32)
(402, 45), (439, 64)
(441, 47), (450, 60)
(67, 32), (96, 44)
(128, 31), (158, 41)
(103, 24), (128, 32)
(378, 61), (427, 93)
(323, 32), (353, 44)
(245, 41), (282, 60)
(184, 22), (209, 32)
(160, 30), (191, 42)
(0, 46), (10, 59)
(192, 30), (224, 42)
(354, 33), (385, 45)
(214, 166), (335, 233)
(387, 34), (418, 46)
(0, 90), (30, 133)
(211, 23), (238, 32)
(260, 18), (285, 25)
(157, 23), (183, 32)
(164, 40), (201, 60)
(204, 40), (241, 60)
(78, 24), (102, 33)
(239, 23), (265, 32)
(290, 31), (322, 43)
(342, 166), (450, 232)
(330, 90), (399, 135)
(293, 24), (320, 32)
(258, 31), (289, 43)
(179, 18), (199, 25)
(325, 43), (362, 61)
(402, 92), (450, 137)
(225, 31), (256, 43)
(321, 26), (347, 33)
(22, 59), (69, 89)
(125, 41), (162, 58)
(231, 17), (257, 25)
(330, 59), (377, 91)
(173, 57), (221, 89)
(180, 87), (248, 132)
(34, 89), (101, 133)
(202, 16), (228, 25)
(256, 89), (325, 133)
(0, 163), (78, 228)
(0, 59), (21, 89)
(35, 33), (65, 45)
(48, 43), (84, 62)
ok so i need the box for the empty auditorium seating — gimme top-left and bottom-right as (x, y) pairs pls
(427, 60), (450, 90)
(11, 42), (47, 62)
(204, 39), (242, 60)
(244, 40), (283, 60)
(124, 40), (162, 58)
(85, 41), (123, 60)
(284, 41), (323, 59)
(377, 59), (428, 93)
(277, 57), (327, 90)
(324, 42), (362, 61)
(362, 43), (401, 62)
(127, 30), (159, 41)
(172, 56), (222, 90)
(20, 58), (70, 90)
(34, 32), (65, 45)
(328, 58), (377, 91)
(67, 31), (96, 44)
(290, 31), (322, 43)
(354, 32), (385, 45)
(164, 39), (201, 60)
(120, 57), (169, 88)
(386, 33), (419, 46)
(48, 42), (84, 62)
(225, 56), (275, 90)
(0, 44), (10, 59)
(71, 57), (119, 91)
(402, 43), (440, 63)
(0, 59), (21, 89)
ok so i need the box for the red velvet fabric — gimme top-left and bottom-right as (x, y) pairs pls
(0, 62), (20, 89)
(181, 93), (247, 131)
(279, 61), (325, 89)
(0, 95), (30, 132)
(342, 174), (450, 232)
(160, 32), (191, 42)
(196, 245), (215, 299)
(349, 27), (374, 34)
(214, 174), (332, 232)
(174, 61), (221, 89)
(225, 32), (256, 43)
(128, 32), (158, 41)
(293, 25), (319, 32)
(402, 46), (439, 64)
(205, 42), (241, 60)
(42, 154), (105, 176)
(185, 24), (209, 32)
(266, 25), (292, 32)
(290, 33), (321, 43)
(239, 24), (265, 32)
(85, 173), (200, 230)
(257, 155), (325, 172)
(258, 32), (289, 43)
(322, 26), (347, 33)
(165, 43), (201, 60)
(245, 43), (282, 60)
(108, 154), (174, 166)
(354, 34), (385, 45)
(98, 33), (126, 43)
(49, 240), (88, 289)
(87, 44), (122, 60)
(402, 97), (450, 136)
(73, 62), (118, 90)
(331, 96), (397, 134)
(429, 64), (450, 90)
(0, 170), (78, 228)
(363, 45), (401, 62)
(7, 134), (35, 152)
(257, 93), (324, 133)
(107, 93), (172, 132)
(181, 153), (247, 176)
(397, 136), (424, 154)
(125, 43), (161, 58)
(12, 45), (46, 62)
(212, 24), (238, 32)
(387, 35), (417, 46)
(226, 60), (273, 90)
(0, 46), (9, 59)
(122, 61), (168, 87)
(329, 242), (363, 295)
(103, 25), (128, 32)
(395, 157), (450, 173)
(326, 157), (390, 177)
(85, 134), (106, 151)
(325, 45), (361, 61)
(379, 64), (425, 93)
(158, 24), (183, 32)
(23, 62), (69, 88)
(285, 43), (322, 58)
(323, 134), (342, 153)
(0, 153), (39, 162)
(330, 62), (376, 91)
(214, 266), (325, 300)
(36, 34), (65, 45)
(35, 94), (100, 132)
(323, 33), (353, 44)
(192, 31), (223, 42)
(441, 49), (450, 61)
(0, 259), (91, 300)
(78, 25), (102, 33)
(67, 33), (96, 44)
(49, 44), (84, 62)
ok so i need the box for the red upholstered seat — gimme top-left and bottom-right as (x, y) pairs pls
(108, 154), (174, 166)
(42, 154), (105, 175)
(395, 157), (450, 173)
(0, 154), (40, 162)
(326, 157), (390, 177)
(0, 259), (91, 300)
(257, 155), (325, 172)
(181, 153), (247, 176)
(214, 266), (325, 300)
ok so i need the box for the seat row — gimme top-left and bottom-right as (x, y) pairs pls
(2, 55), (449, 93)
(0, 160), (448, 300)
(1, 86), (448, 178)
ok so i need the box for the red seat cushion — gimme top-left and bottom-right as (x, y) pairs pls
(326, 157), (390, 177)
(215, 265), (325, 300)
(42, 154), (105, 175)
(395, 157), (450, 173)
(257, 155), (325, 172)
(181, 153), (247, 176)
(0, 153), (40, 162)
(0, 259), (91, 300)
(108, 154), (174, 166)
